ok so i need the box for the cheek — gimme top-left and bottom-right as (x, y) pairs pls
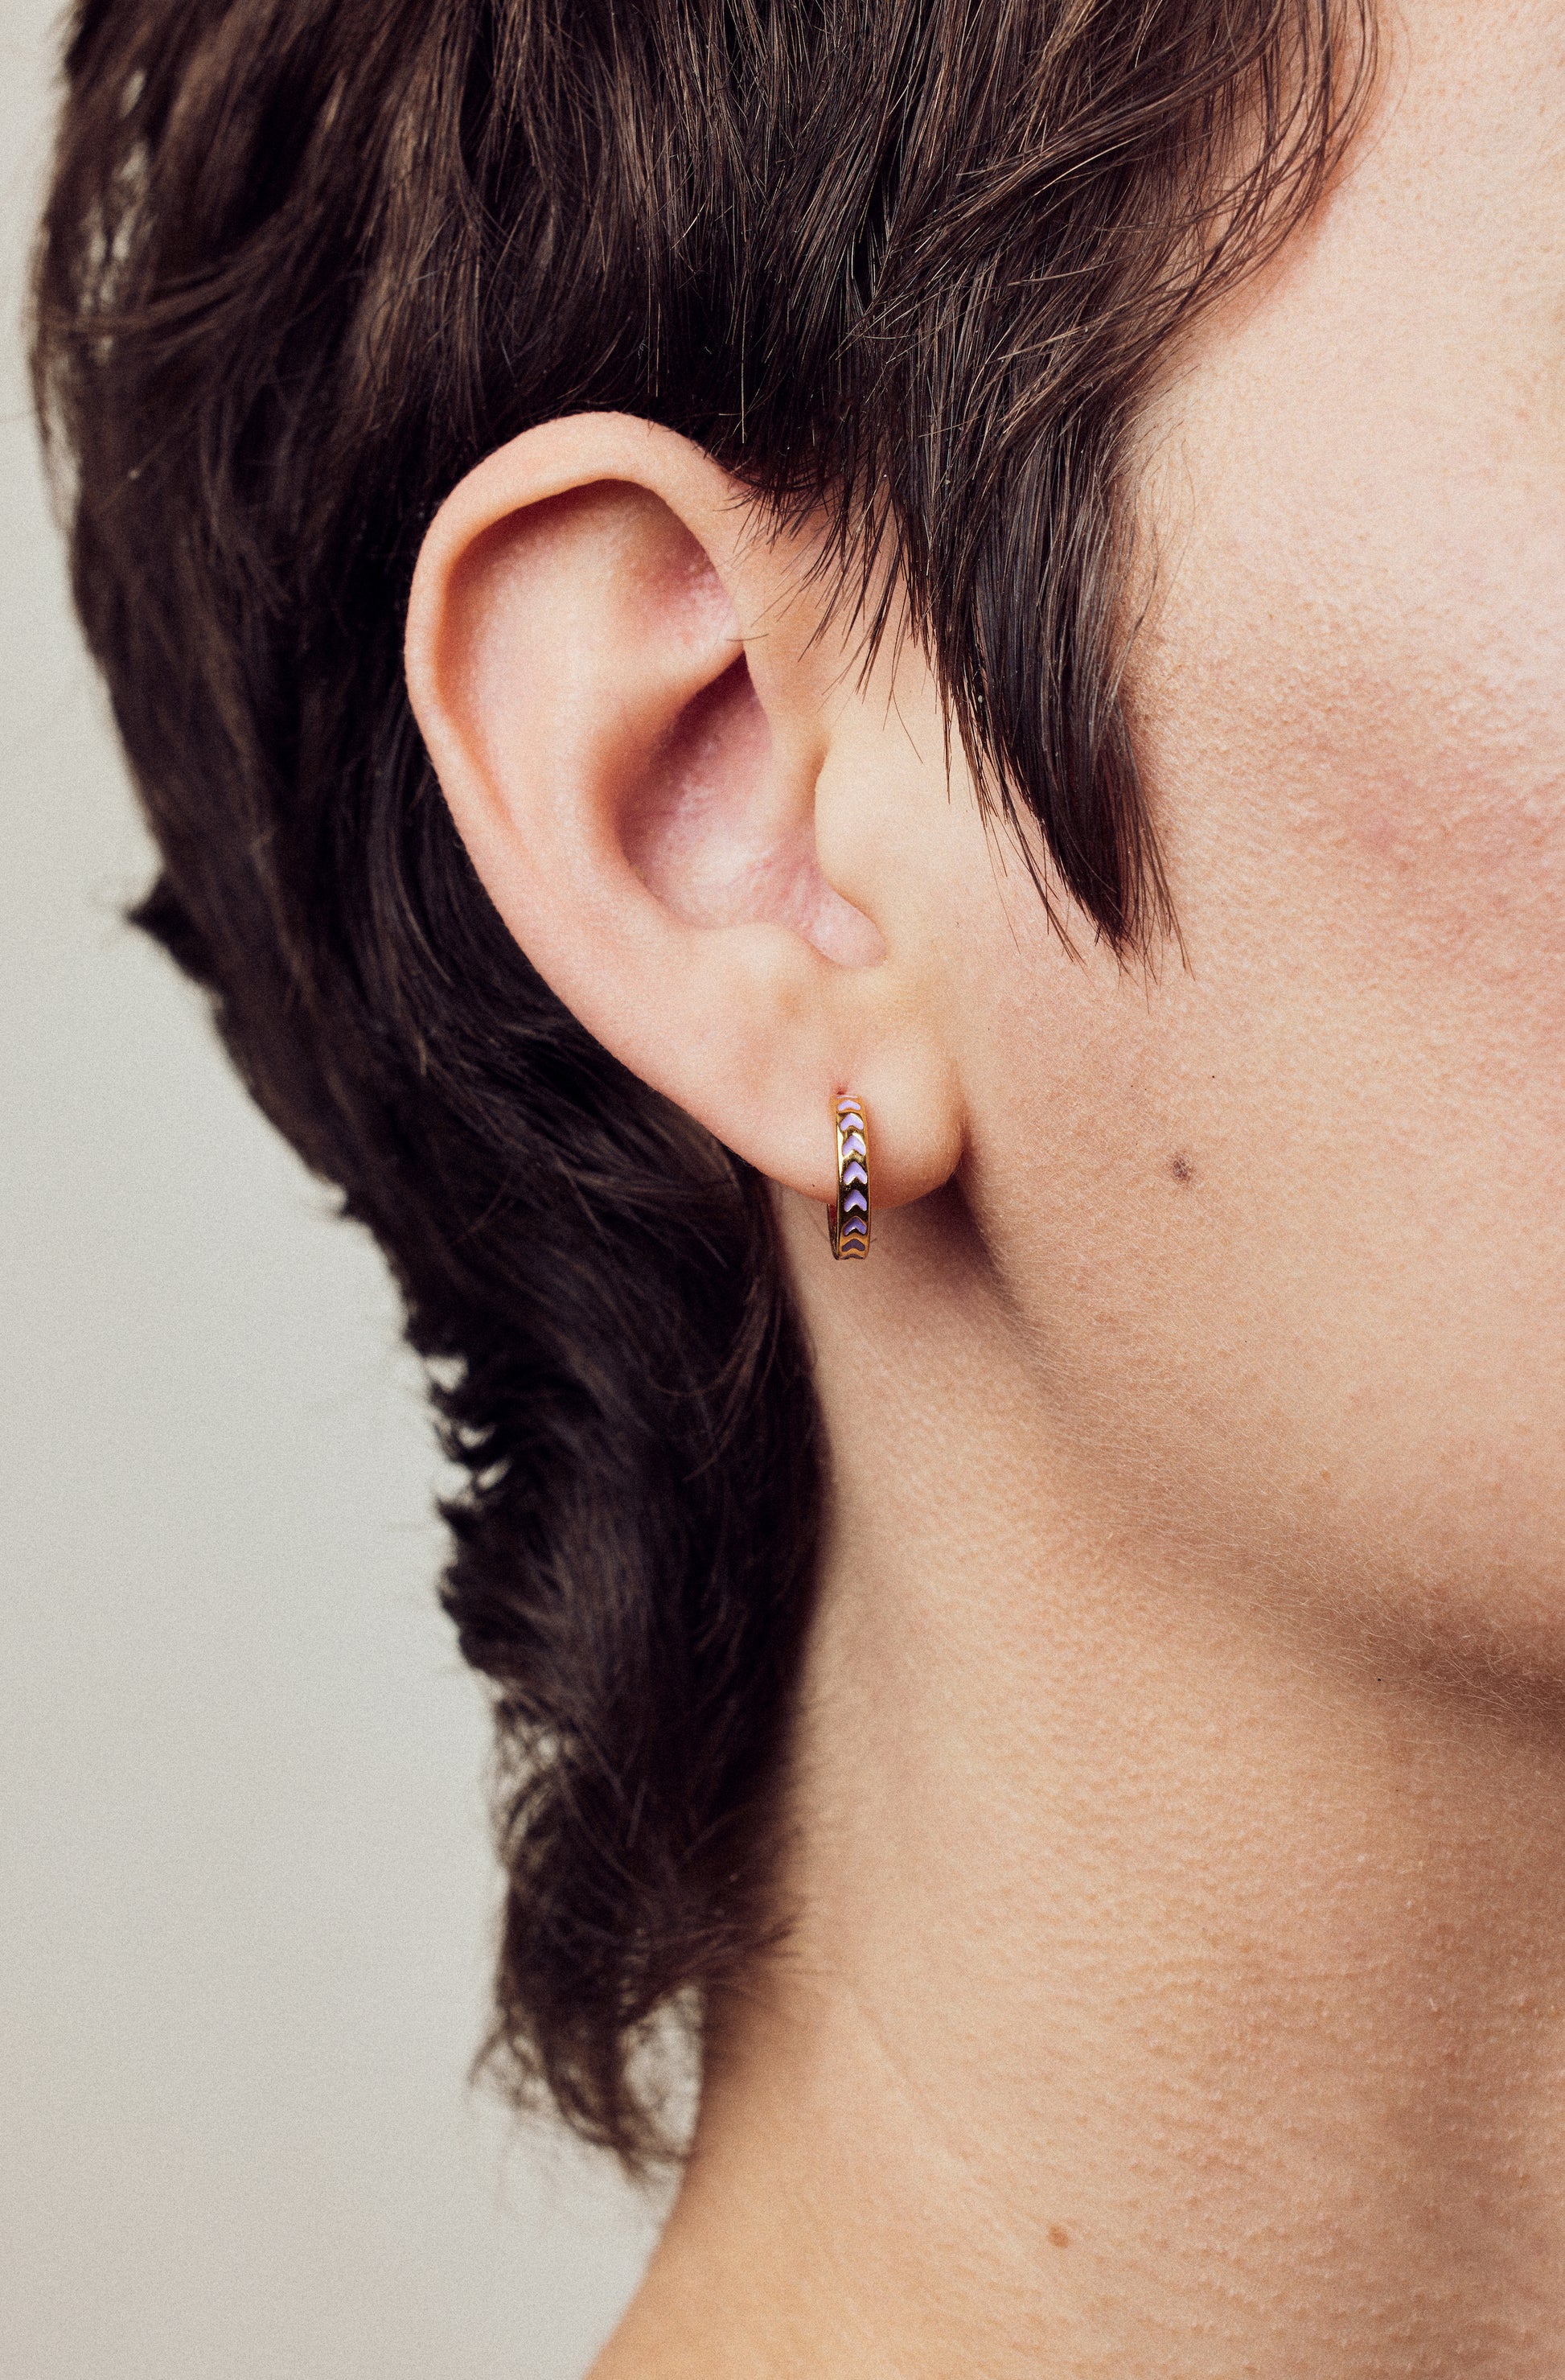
(1130, 315), (1565, 1153)
(1129, 397), (1565, 1354)
(1214, 469), (1565, 1001)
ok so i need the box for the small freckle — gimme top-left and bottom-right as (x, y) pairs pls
(1049, 2224), (1071, 2250)
(1321, 1469), (1331, 1483)
(1169, 1152), (1193, 1184)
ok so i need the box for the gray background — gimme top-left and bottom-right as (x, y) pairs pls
(2, 6), (663, 2373)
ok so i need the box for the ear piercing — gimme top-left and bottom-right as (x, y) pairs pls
(828, 1095), (870, 1260)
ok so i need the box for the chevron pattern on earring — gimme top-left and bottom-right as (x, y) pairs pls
(829, 1095), (870, 1260)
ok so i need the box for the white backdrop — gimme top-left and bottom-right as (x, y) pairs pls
(0, 9), (663, 2374)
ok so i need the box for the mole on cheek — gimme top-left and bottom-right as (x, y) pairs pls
(1049, 2224), (1071, 2249)
(1169, 1152), (1194, 1185)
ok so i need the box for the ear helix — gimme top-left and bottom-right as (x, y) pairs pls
(828, 1095), (871, 1260)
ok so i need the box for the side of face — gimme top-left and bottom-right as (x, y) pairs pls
(945, 0), (1565, 1661)
(406, 0), (1565, 1680)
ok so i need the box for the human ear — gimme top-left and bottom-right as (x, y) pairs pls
(405, 413), (963, 1209)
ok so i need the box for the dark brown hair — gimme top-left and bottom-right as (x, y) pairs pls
(34, 0), (1373, 2166)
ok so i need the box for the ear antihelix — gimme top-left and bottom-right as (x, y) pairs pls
(828, 1094), (871, 1260)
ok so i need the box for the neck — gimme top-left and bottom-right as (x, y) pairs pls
(599, 1190), (1565, 2380)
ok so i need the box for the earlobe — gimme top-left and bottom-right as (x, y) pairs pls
(404, 412), (964, 1214)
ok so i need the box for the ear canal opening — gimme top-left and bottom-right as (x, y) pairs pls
(625, 656), (884, 967)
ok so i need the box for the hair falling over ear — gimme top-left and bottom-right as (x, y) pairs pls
(33, 0), (1375, 2166)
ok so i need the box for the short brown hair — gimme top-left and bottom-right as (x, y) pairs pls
(34, 0), (1374, 2165)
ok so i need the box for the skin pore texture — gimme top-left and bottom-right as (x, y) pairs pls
(405, 2), (1565, 2370)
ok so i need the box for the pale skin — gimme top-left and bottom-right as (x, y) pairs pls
(405, 2), (1565, 2370)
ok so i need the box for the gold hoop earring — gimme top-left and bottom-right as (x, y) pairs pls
(829, 1095), (870, 1260)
